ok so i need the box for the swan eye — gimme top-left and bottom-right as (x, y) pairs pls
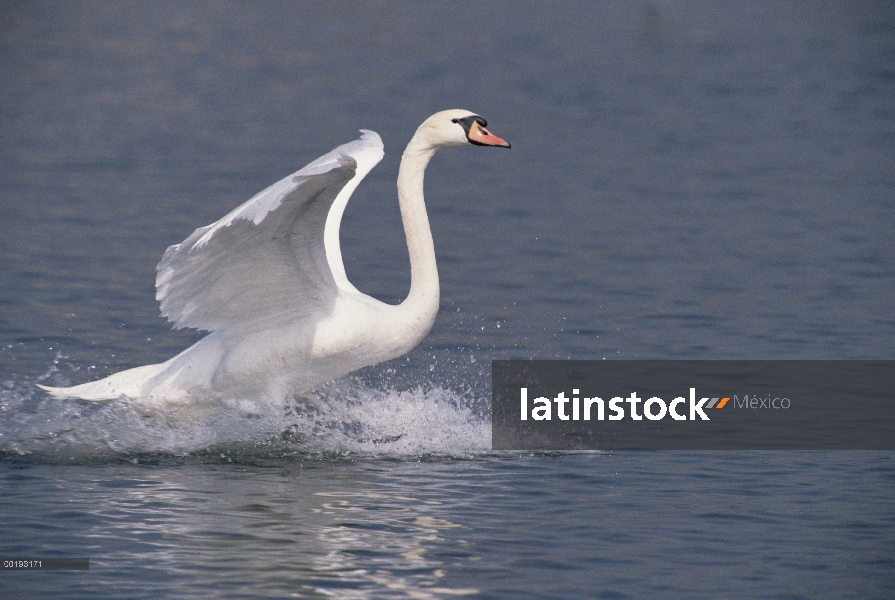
(451, 118), (460, 123)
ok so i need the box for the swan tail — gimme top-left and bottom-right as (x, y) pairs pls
(37, 363), (170, 401)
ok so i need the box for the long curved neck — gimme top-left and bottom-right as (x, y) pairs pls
(396, 135), (440, 325)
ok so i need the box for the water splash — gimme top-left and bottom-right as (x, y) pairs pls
(0, 369), (492, 461)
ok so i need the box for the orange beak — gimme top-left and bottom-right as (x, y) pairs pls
(468, 122), (511, 148)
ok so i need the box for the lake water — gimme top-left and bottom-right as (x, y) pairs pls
(1, 2), (893, 598)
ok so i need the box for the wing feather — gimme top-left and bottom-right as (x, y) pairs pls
(155, 130), (384, 333)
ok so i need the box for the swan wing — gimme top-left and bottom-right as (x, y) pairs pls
(155, 130), (384, 333)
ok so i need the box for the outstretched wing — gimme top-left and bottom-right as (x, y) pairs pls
(155, 130), (384, 333)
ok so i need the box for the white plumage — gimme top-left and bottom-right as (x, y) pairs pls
(39, 110), (509, 405)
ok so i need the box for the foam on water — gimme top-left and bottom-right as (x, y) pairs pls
(0, 360), (492, 461)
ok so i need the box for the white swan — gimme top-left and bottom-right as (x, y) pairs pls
(38, 110), (510, 405)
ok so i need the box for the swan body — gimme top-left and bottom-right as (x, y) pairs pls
(39, 110), (509, 405)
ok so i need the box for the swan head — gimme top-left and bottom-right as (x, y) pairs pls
(415, 109), (511, 150)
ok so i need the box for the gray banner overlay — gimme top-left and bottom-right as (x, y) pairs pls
(492, 361), (895, 450)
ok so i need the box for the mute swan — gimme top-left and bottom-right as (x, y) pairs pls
(39, 110), (510, 405)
